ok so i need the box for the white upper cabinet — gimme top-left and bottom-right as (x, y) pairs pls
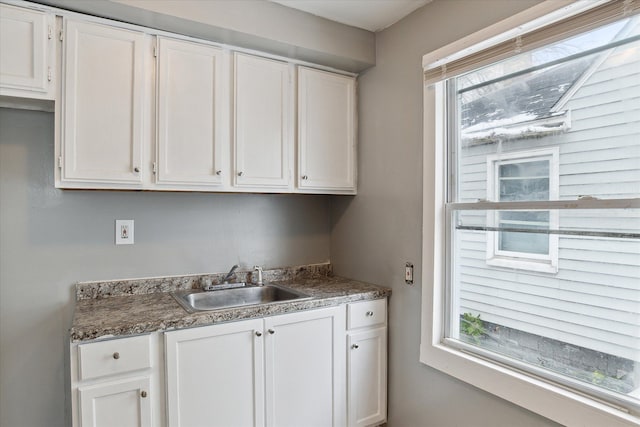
(297, 67), (356, 194)
(156, 37), (226, 188)
(233, 53), (292, 191)
(60, 19), (147, 187)
(53, 13), (357, 194)
(0, 3), (55, 100)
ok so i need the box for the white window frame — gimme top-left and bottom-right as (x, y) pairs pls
(420, 2), (640, 426)
(485, 148), (559, 273)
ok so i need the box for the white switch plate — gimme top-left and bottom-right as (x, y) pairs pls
(115, 220), (134, 245)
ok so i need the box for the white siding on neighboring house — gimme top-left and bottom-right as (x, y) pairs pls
(457, 31), (640, 362)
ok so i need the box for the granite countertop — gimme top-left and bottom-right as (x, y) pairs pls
(70, 264), (391, 342)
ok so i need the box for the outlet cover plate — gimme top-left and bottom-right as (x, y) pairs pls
(115, 220), (134, 245)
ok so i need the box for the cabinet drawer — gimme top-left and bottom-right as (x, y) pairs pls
(347, 299), (386, 330)
(78, 335), (151, 380)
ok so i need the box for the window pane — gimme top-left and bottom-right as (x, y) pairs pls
(447, 13), (640, 409)
(452, 208), (640, 403)
(452, 15), (640, 204)
(499, 177), (549, 201)
(499, 160), (549, 178)
(499, 211), (550, 254)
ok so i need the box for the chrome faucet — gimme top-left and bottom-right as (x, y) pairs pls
(223, 264), (239, 283)
(253, 265), (264, 286)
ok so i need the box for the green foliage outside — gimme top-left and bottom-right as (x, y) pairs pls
(460, 312), (486, 343)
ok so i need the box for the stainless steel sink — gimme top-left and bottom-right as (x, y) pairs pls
(172, 284), (312, 313)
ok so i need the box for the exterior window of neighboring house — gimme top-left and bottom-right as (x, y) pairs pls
(421, 2), (640, 425)
(486, 149), (559, 273)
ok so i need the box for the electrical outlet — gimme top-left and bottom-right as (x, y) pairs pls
(405, 262), (414, 285)
(115, 220), (134, 245)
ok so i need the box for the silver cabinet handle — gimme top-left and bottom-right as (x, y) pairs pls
(366, 311), (374, 317)
(352, 344), (359, 349)
(238, 171), (243, 177)
(141, 391), (147, 398)
(134, 167), (140, 173)
(112, 352), (120, 360)
(268, 329), (275, 334)
(216, 170), (222, 176)
(301, 175), (308, 180)
(255, 331), (262, 337)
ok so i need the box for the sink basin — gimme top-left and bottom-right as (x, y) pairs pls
(172, 284), (312, 313)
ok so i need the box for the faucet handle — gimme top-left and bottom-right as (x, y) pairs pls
(253, 265), (264, 286)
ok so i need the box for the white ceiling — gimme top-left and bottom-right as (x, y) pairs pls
(269, 0), (431, 32)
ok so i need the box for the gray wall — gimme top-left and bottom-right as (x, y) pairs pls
(330, 0), (560, 425)
(0, 108), (330, 426)
(34, 0), (375, 72)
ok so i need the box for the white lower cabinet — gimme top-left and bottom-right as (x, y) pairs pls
(165, 306), (346, 427)
(79, 376), (152, 427)
(71, 301), (387, 427)
(347, 299), (388, 427)
(164, 318), (265, 427)
(70, 334), (163, 427)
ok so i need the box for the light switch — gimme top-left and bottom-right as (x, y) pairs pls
(405, 262), (414, 285)
(115, 220), (134, 245)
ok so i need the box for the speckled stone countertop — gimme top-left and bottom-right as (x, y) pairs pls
(71, 263), (391, 342)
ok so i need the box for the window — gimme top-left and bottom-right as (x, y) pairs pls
(421, 1), (640, 425)
(486, 149), (559, 272)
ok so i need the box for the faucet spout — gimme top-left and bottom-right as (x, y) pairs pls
(223, 264), (239, 283)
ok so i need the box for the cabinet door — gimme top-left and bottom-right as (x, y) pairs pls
(0, 4), (54, 98)
(348, 327), (387, 427)
(79, 376), (151, 427)
(156, 37), (225, 187)
(62, 20), (146, 186)
(298, 67), (356, 193)
(165, 319), (264, 427)
(264, 306), (346, 427)
(233, 53), (292, 190)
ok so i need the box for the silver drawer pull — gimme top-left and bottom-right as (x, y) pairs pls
(141, 390), (147, 398)
(268, 329), (275, 335)
(366, 311), (374, 317)
(352, 344), (359, 349)
(112, 352), (120, 360)
(255, 331), (262, 337)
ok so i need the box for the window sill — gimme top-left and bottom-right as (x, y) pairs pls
(419, 339), (640, 426)
(486, 256), (558, 274)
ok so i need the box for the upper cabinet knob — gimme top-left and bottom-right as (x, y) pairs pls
(301, 175), (308, 180)
(216, 170), (222, 176)
(238, 171), (243, 177)
(134, 167), (140, 173)
(366, 311), (374, 317)
(112, 352), (120, 359)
